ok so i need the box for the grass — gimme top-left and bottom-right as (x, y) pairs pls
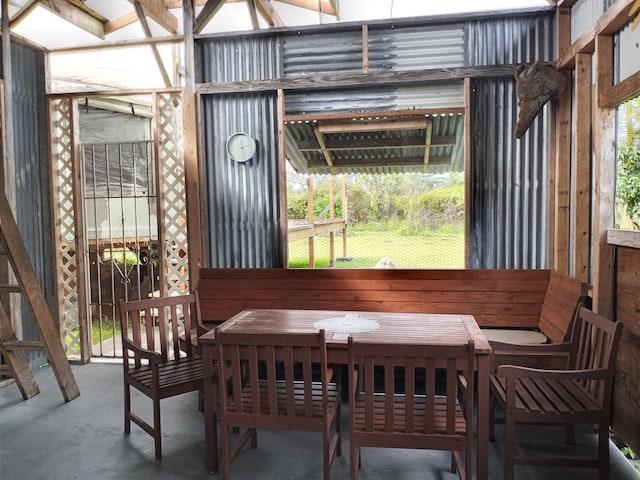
(288, 228), (465, 268)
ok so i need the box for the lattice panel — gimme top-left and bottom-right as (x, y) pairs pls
(157, 93), (189, 295)
(49, 98), (81, 357)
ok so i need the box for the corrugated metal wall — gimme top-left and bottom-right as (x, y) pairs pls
(571, 0), (606, 44)
(617, 21), (640, 83)
(466, 13), (554, 268)
(1, 40), (52, 368)
(201, 93), (283, 267)
(197, 10), (555, 269)
(470, 78), (549, 268)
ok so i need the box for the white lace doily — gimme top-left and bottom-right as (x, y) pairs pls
(313, 313), (380, 334)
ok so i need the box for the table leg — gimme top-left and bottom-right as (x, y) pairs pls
(476, 354), (489, 480)
(203, 345), (218, 473)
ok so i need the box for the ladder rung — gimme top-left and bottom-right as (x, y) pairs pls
(0, 284), (21, 293)
(1, 340), (44, 351)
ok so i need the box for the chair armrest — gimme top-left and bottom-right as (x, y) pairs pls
(497, 364), (608, 381)
(122, 337), (163, 364)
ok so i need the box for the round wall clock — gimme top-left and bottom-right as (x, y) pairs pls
(226, 132), (256, 163)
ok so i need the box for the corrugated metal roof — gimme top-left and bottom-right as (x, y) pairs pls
(286, 113), (463, 175)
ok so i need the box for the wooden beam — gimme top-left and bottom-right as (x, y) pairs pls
(183, 0), (195, 92)
(423, 117), (433, 167)
(254, 0), (285, 27)
(463, 77), (471, 269)
(558, 0), (637, 68)
(29, 0), (106, 39)
(599, 70), (640, 107)
(572, 53), (592, 283)
(296, 135), (456, 151)
(246, 0), (260, 29)
(362, 24), (368, 74)
(313, 126), (334, 168)
(197, 65), (516, 94)
(194, 0), (226, 34)
(308, 156), (451, 168)
(48, 35), (183, 54)
(285, 107), (465, 122)
(317, 118), (428, 133)
(134, 2), (173, 87)
(130, 0), (179, 34)
(104, 11), (138, 34)
(8, 0), (38, 30)
(554, 70), (572, 274)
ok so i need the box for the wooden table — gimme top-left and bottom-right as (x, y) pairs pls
(200, 309), (492, 480)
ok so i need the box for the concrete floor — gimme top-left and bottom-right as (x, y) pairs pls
(1, 361), (639, 480)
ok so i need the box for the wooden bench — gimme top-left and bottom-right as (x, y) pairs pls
(197, 268), (588, 344)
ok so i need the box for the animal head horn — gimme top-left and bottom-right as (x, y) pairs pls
(514, 61), (566, 138)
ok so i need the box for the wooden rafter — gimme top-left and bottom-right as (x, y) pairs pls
(11, 0), (106, 39)
(317, 118), (428, 133)
(313, 125), (334, 168)
(423, 117), (432, 167)
(130, 0), (179, 34)
(296, 135), (456, 151)
(254, 0), (284, 27)
(246, 0), (260, 29)
(631, 0), (640, 30)
(133, 1), (173, 87)
(194, 0), (226, 33)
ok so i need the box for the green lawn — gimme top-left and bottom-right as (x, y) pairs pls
(288, 229), (464, 268)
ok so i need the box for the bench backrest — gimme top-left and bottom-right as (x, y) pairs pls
(538, 270), (590, 343)
(198, 268), (587, 337)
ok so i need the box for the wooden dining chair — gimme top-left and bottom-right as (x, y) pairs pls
(216, 328), (341, 480)
(489, 307), (624, 480)
(347, 337), (475, 480)
(118, 292), (204, 459)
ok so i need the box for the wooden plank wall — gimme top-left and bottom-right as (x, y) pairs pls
(613, 246), (640, 456)
(553, 0), (640, 453)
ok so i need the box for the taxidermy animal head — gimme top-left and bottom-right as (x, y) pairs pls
(514, 61), (566, 138)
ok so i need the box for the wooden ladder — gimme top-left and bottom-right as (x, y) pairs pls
(0, 193), (80, 402)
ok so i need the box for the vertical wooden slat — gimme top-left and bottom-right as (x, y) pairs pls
(285, 346), (296, 416)
(303, 347), (313, 417)
(384, 357), (394, 432)
(405, 358), (415, 433)
(446, 357), (457, 434)
(425, 357), (435, 433)
(266, 346), (277, 414)
(364, 358), (374, 432)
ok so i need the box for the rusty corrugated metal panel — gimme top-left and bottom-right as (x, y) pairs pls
(201, 93), (284, 268)
(470, 78), (548, 269)
(571, 0), (606, 44)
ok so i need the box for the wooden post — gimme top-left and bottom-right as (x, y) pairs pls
(592, 35), (616, 317)
(342, 175), (347, 257)
(329, 176), (335, 266)
(307, 175), (315, 268)
(572, 53), (592, 282)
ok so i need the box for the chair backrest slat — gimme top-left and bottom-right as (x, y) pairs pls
(217, 329), (329, 421)
(349, 339), (475, 438)
(119, 292), (201, 366)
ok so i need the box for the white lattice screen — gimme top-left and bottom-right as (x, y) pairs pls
(156, 92), (190, 296)
(50, 93), (191, 359)
(49, 98), (82, 358)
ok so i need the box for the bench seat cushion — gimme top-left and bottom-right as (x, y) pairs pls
(481, 328), (548, 344)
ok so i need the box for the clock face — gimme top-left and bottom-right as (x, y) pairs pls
(226, 132), (256, 163)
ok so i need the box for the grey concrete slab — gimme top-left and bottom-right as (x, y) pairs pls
(1, 362), (639, 480)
